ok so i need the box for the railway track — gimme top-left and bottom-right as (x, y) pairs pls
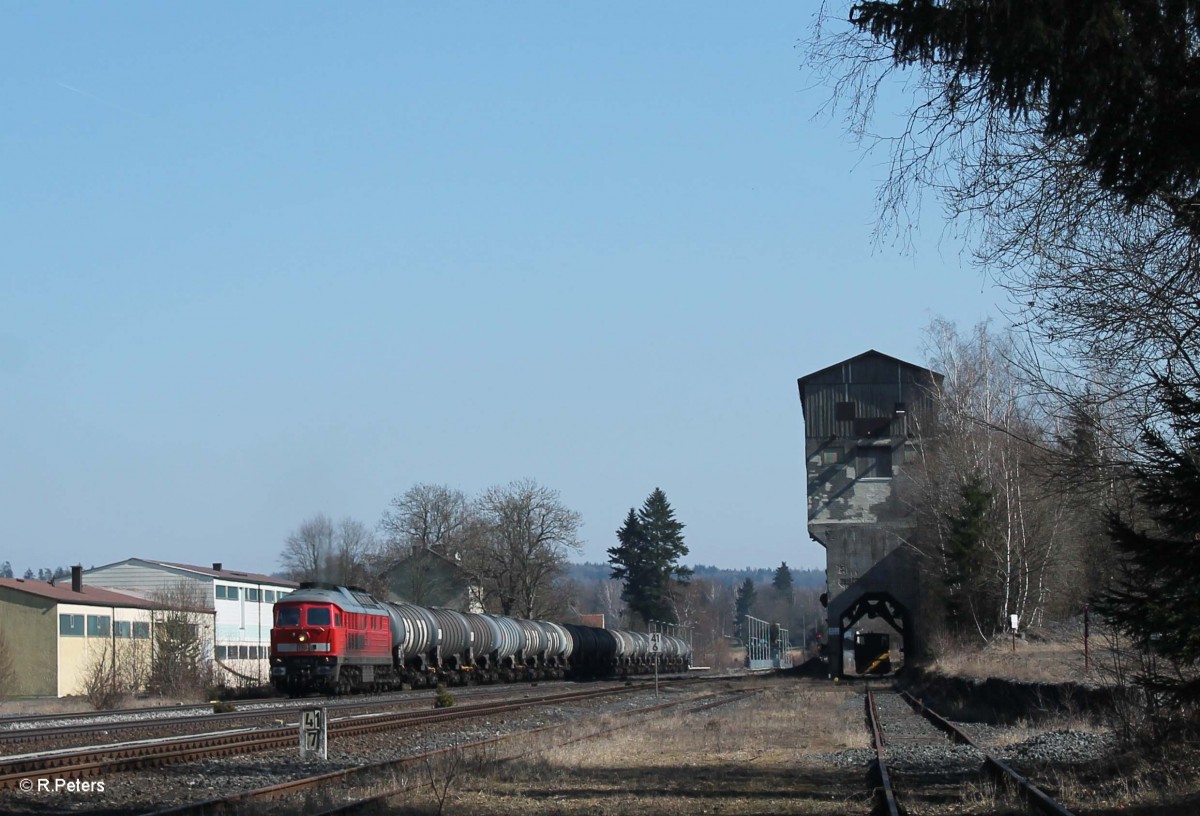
(140, 686), (756, 816)
(0, 681), (587, 753)
(0, 682), (700, 791)
(865, 685), (1078, 815)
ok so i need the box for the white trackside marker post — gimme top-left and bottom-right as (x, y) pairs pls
(300, 707), (327, 760)
(649, 632), (663, 699)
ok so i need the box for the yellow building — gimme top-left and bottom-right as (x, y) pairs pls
(0, 568), (214, 698)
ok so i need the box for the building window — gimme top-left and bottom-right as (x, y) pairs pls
(114, 621), (132, 638)
(226, 586), (240, 601)
(133, 622), (150, 639)
(821, 449), (841, 466)
(250, 646), (261, 659)
(215, 585), (227, 600)
(87, 615), (111, 637)
(264, 590), (275, 603)
(238, 645), (249, 659)
(856, 446), (894, 478)
(59, 614), (84, 637)
(216, 645), (227, 660)
(246, 588), (260, 602)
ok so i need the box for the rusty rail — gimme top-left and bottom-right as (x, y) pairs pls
(899, 690), (1077, 816)
(865, 686), (901, 816)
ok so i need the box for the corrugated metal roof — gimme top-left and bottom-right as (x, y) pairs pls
(91, 558), (298, 587)
(797, 349), (940, 387)
(152, 561), (298, 586)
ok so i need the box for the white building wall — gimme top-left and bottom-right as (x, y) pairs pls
(85, 561), (293, 688)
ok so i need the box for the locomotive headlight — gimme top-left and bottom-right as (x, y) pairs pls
(298, 634), (307, 643)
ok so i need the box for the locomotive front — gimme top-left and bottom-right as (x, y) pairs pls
(270, 587), (343, 694)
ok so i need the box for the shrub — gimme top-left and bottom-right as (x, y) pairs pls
(434, 684), (456, 709)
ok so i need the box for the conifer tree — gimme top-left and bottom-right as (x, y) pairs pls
(942, 474), (994, 635)
(734, 578), (757, 638)
(772, 562), (794, 603)
(607, 488), (691, 626)
(1098, 376), (1200, 704)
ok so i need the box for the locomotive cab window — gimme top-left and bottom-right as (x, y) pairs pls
(306, 608), (332, 626)
(275, 607), (301, 626)
(335, 613), (342, 626)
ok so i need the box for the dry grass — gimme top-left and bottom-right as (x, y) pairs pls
(359, 681), (874, 816)
(1045, 748), (1200, 814)
(927, 632), (1095, 685)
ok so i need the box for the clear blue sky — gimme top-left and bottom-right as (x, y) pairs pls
(1, 4), (997, 576)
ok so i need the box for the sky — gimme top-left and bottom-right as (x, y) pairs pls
(1, 4), (1000, 577)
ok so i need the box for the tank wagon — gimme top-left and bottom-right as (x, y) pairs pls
(270, 583), (691, 695)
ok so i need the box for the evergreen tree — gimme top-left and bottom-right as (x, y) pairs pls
(607, 488), (692, 626)
(22, 569), (33, 580)
(943, 474), (994, 635)
(844, 0), (1200, 213)
(0, 561), (11, 579)
(1097, 376), (1200, 704)
(734, 578), (757, 638)
(771, 562), (794, 602)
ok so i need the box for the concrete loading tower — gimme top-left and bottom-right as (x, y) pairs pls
(797, 350), (942, 677)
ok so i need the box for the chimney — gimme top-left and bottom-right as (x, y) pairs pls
(71, 565), (82, 593)
(212, 562), (223, 572)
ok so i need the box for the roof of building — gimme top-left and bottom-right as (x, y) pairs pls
(796, 349), (943, 387)
(0, 578), (161, 609)
(88, 558), (298, 588)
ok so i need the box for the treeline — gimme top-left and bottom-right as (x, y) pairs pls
(565, 562), (825, 590)
(0, 563), (72, 581)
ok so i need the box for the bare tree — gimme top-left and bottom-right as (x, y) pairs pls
(280, 514), (334, 581)
(467, 479), (582, 618)
(80, 635), (152, 709)
(903, 320), (1073, 639)
(806, 3), (1200, 466)
(149, 581), (213, 698)
(280, 513), (378, 586)
(378, 483), (475, 558)
(329, 517), (378, 589)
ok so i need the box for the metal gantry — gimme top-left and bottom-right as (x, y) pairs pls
(743, 615), (792, 670)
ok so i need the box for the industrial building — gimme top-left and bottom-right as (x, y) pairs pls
(798, 349), (943, 677)
(84, 559), (297, 686)
(0, 567), (215, 697)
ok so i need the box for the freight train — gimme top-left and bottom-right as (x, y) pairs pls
(269, 583), (691, 695)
